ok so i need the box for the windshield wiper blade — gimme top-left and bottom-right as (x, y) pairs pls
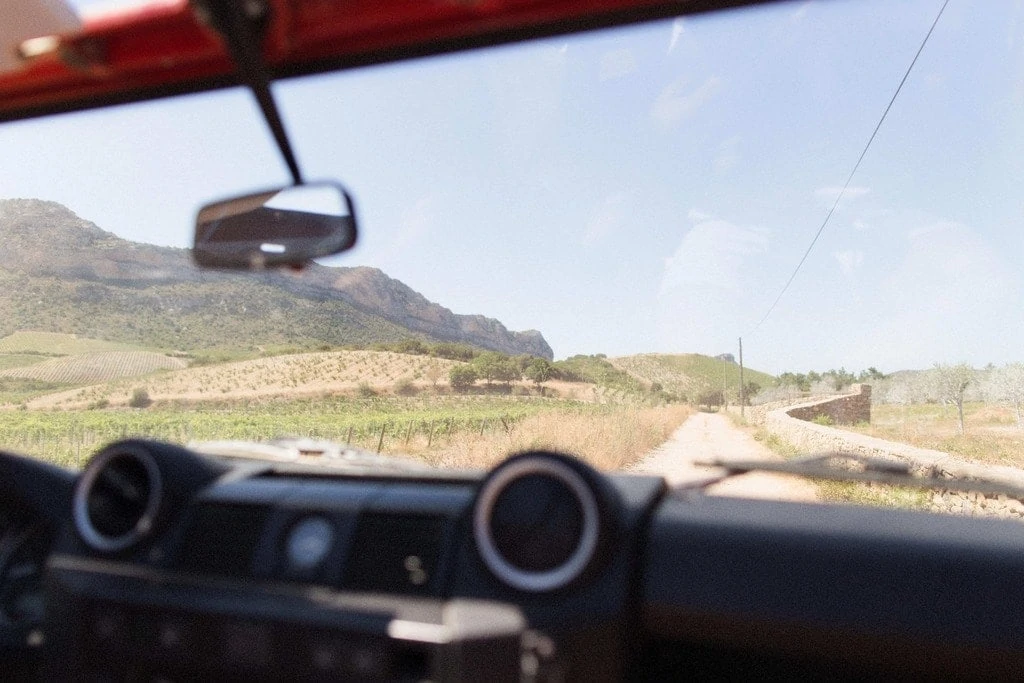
(695, 452), (1024, 501)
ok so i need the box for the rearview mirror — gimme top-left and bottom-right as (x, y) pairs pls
(193, 182), (357, 269)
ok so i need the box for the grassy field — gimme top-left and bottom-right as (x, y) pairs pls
(409, 404), (692, 471)
(848, 402), (1024, 468)
(9, 395), (689, 473)
(611, 353), (776, 399)
(6, 395), (556, 468)
(0, 332), (695, 474)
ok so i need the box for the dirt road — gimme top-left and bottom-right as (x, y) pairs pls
(633, 411), (819, 502)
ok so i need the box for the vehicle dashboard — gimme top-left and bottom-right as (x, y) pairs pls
(5, 440), (1024, 680)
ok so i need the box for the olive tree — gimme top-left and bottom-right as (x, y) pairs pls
(931, 363), (975, 435)
(991, 362), (1024, 427)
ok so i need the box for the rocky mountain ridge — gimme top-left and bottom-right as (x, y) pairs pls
(0, 199), (553, 358)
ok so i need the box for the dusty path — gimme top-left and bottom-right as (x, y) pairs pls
(633, 412), (818, 502)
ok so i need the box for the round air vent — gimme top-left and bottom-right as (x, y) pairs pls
(73, 444), (163, 552)
(473, 453), (604, 592)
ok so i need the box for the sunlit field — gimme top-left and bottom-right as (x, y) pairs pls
(849, 402), (1024, 467)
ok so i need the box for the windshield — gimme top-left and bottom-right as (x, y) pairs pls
(2, 0), (1023, 515)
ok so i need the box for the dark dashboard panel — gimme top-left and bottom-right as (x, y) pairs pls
(643, 494), (1024, 678)
(41, 443), (664, 680)
(8, 440), (1024, 680)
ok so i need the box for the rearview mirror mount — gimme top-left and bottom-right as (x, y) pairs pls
(193, 182), (357, 270)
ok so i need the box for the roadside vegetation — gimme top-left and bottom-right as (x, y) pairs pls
(0, 328), (743, 477)
(744, 422), (931, 511)
(848, 402), (1024, 467)
(408, 404), (693, 471)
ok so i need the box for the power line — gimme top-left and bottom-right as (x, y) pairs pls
(750, 0), (950, 333)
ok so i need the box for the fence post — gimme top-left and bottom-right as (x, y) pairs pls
(427, 420), (435, 447)
(346, 426), (353, 445)
(405, 421), (413, 445)
(376, 423), (386, 453)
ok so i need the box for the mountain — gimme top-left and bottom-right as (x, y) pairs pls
(0, 199), (553, 358)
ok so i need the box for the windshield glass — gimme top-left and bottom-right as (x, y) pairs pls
(3, 0), (1023, 515)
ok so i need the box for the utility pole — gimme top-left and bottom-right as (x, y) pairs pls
(739, 337), (745, 418)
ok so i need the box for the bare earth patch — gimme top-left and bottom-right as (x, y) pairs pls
(632, 411), (819, 502)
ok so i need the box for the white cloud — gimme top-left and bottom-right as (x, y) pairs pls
(843, 221), (1022, 368)
(584, 192), (631, 244)
(651, 76), (721, 127)
(686, 208), (714, 222)
(599, 49), (637, 81)
(667, 18), (685, 54)
(852, 219), (871, 231)
(661, 215), (768, 295)
(713, 135), (741, 173)
(833, 249), (864, 275)
(656, 212), (768, 353)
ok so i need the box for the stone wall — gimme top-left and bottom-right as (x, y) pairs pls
(785, 384), (871, 425)
(750, 393), (1024, 520)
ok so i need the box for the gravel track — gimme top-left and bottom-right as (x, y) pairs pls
(633, 411), (819, 502)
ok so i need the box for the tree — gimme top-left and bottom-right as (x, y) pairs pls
(858, 366), (886, 382)
(471, 352), (519, 387)
(822, 367), (856, 391)
(932, 363), (975, 435)
(493, 359), (521, 386)
(424, 361), (443, 389)
(992, 363), (1024, 427)
(697, 389), (723, 410)
(449, 365), (478, 392)
(471, 352), (503, 385)
(524, 358), (553, 390)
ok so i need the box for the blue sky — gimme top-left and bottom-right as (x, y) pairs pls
(4, 0), (1024, 374)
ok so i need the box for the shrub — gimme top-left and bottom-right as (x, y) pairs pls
(449, 365), (479, 392)
(357, 381), (378, 398)
(811, 414), (834, 426)
(393, 377), (418, 396)
(128, 388), (151, 408)
(90, 398), (110, 410)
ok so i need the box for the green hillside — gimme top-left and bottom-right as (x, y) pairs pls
(610, 353), (776, 401)
(0, 199), (554, 359)
(0, 271), (427, 353)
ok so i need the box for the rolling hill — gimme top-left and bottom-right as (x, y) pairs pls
(610, 353), (776, 399)
(27, 350), (463, 408)
(0, 199), (552, 358)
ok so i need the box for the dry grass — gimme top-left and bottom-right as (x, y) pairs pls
(26, 350), (462, 408)
(850, 402), (1024, 467)
(401, 404), (692, 471)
